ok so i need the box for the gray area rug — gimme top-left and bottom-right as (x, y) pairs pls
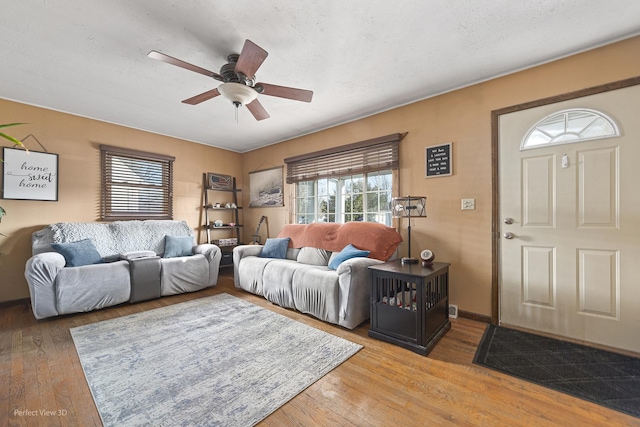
(71, 293), (362, 426)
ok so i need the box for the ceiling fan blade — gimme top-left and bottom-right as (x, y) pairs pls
(148, 50), (224, 81)
(235, 40), (268, 79)
(257, 83), (313, 103)
(246, 99), (270, 121)
(182, 88), (221, 105)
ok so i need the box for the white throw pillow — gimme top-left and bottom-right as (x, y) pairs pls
(297, 247), (331, 266)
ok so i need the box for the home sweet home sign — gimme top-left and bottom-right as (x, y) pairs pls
(2, 148), (58, 201)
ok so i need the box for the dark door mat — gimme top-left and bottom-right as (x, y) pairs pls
(473, 324), (640, 418)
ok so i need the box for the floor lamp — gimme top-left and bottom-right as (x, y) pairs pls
(391, 196), (427, 264)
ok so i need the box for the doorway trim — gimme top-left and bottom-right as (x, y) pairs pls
(490, 75), (640, 324)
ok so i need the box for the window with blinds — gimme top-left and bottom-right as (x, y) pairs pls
(286, 133), (403, 226)
(284, 133), (402, 184)
(100, 145), (175, 221)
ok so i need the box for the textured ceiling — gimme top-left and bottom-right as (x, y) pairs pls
(1, 1), (640, 152)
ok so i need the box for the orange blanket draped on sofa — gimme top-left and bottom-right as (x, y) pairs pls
(277, 222), (402, 261)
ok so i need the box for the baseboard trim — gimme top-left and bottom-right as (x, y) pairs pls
(0, 297), (30, 309)
(1, 296), (494, 324)
(458, 310), (491, 324)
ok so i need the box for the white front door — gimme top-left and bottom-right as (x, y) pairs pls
(499, 84), (640, 353)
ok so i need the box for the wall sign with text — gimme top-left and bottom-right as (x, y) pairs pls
(425, 142), (453, 178)
(2, 148), (59, 201)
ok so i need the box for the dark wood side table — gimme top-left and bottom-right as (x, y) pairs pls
(368, 260), (451, 356)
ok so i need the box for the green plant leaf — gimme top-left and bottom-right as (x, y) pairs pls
(0, 122), (26, 129)
(0, 123), (27, 148)
(0, 123), (29, 164)
(0, 206), (5, 222)
(0, 132), (25, 147)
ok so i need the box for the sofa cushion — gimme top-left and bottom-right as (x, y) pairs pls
(55, 260), (131, 314)
(160, 254), (210, 295)
(277, 222), (402, 261)
(328, 244), (371, 270)
(163, 235), (194, 258)
(51, 239), (103, 267)
(260, 237), (290, 259)
(297, 247), (331, 266)
(262, 259), (312, 309)
(291, 267), (340, 324)
(237, 256), (273, 296)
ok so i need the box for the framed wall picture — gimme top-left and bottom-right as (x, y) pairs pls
(425, 142), (453, 178)
(2, 148), (59, 201)
(249, 166), (284, 208)
(206, 172), (232, 190)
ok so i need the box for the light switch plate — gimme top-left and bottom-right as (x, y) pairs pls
(461, 198), (475, 210)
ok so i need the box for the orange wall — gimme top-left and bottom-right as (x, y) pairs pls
(0, 101), (242, 302)
(241, 35), (640, 317)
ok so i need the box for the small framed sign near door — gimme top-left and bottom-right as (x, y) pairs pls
(2, 148), (59, 201)
(425, 142), (453, 178)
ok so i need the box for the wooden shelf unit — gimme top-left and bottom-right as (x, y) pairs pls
(202, 174), (242, 268)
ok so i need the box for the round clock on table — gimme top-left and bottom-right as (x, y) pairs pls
(420, 249), (435, 267)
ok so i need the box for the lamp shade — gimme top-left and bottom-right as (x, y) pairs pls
(391, 196), (427, 218)
(391, 196), (426, 264)
(218, 82), (258, 106)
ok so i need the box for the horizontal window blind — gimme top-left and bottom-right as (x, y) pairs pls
(100, 145), (175, 221)
(284, 133), (403, 184)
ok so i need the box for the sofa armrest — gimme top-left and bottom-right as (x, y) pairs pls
(24, 252), (66, 319)
(194, 244), (222, 286)
(335, 257), (383, 275)
(335, 257), (385, 329)
(232, 244), (264, 285)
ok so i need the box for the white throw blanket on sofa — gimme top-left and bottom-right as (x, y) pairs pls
(49, 220), (193, 259)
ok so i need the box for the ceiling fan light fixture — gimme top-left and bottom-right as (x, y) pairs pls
(218, 82), (257, 107)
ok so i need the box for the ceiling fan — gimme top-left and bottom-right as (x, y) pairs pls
(148, 39), (313, 121)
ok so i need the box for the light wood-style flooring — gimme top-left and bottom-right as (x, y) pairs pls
(2, 272), (638, 426)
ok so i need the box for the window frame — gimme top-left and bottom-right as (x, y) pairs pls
(100, 144), (175, 221)
(520, 108), (620, 150)
(293, 170), (394, 225)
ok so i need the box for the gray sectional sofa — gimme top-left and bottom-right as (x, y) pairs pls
(25, 220), (221, 319)
(233, 222), (402, 329)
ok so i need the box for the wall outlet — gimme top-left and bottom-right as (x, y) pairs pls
(461, 198), (475, 210)
(449, 304), (458, 319)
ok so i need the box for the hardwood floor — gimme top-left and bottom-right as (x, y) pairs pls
(2, 272), (638, 426)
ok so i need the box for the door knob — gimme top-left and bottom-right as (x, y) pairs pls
(504, 218), (514, 225)
(503, 232), (515, 239)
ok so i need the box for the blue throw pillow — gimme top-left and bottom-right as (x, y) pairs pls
(328, 244), (370, 270)
(260, 237), (290, 259)
(163, 235), (194, 258)
(51, 239), (103, 267)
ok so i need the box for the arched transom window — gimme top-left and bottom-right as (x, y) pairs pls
(521, 108), (619, 150)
